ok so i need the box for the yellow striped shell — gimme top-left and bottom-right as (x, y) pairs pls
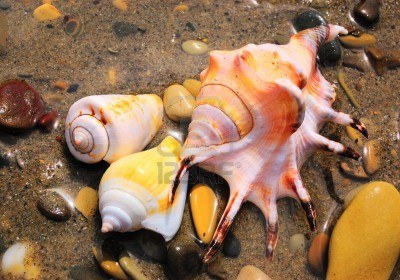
(99, 136), (187, 241)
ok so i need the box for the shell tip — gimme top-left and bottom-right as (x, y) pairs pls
(101, 222), (113, 233)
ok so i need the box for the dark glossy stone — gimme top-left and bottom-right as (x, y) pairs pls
(366, 46), (400, 75)
(69, 265), (107, 280)
(0, 1), (11, 10)
(113, 21), (138, 38)
(65, 18), (83, 37)
(139, 230), (167, 263)
(222, 231), (241, 258)
(0, 80), (45, 132)
(37, 191), (71, 221)
(318, 39), (342, 66)
(38, 110), (60, 132)
(67, 83), (79, 93)
(353, 0), (380, 27)
(292, 10), (327, 32)
(166, 241), (202, 280)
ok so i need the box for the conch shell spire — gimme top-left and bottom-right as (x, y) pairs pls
(170, 24), (368, 263)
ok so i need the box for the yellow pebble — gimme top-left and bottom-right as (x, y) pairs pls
(237, 265), (271, 280)
(163, 84), (196, 122)
(190, 183), (218, 244)
(74, 187), (98, 219)
(33, 4), (62, 21)
(108, 68), (117, 86)
(345, 126), (363, 146)
(100, 261), (128, 280)
(327, 181), (400, 280)
(112, 0), (129, 11)
(183, 79), (202, 98)
(173, 4), (189, 12)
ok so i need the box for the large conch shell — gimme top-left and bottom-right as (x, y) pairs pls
(65, 94), (163, 164)
(99, 136), (188, 241)
(172, 24), (369, 262)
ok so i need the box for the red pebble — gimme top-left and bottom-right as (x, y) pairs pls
(38, 110), (60, 132)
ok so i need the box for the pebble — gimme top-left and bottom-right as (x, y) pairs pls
(174, 4), (189, 12)
(93, 241), (129, 280)
(288, 233), (306, 252)
(345, 126), (364, 146)
(182, 79), (202, 98)
(236, 265), (271, 280)
(74, 187), (98, 219)
(190, 183), (218, 244)
(67, 83), (79, 93)
(338, 33), (376, 49)
(37, 190), (72, 221)
(327, 181), (400, 279)
(343, 186), (363, 208)
(0, 13), (8, 56)
(362, 140), (381, 175)
(38, 110), (60, 132)
(292, 11), (341, 66)
(118, 251), (147, 280)
(54, 81), (68, 90)
(65, 18), (83, 37)
(365, 46), (400, 75)
(112, 0), (128, 11)
(17, 73), (33, 79)
(182, 40), (208, 55)
(0, 80), (45, 132)
(222, 231), (241, 258)
(1, 242), (40, 279)
(353, 0), (380, 27)
(166, 240), (202, 280)
(308, 233), (329, 277)
(139, 230), (167, 262)
(0, 1), (11, 10)
(69, 265), (107, 280)
(113, 21), (138, 38)
(339, 161), (369, 179)
(163, 84), (196, 122)
(342, 55), (369, 73)
(33, 4), (62, 21)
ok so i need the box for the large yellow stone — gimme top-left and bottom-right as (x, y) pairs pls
(327, 181), (400, 280)
(190, 183), (218, 244)
(75, 187), (98, 219)
(33, 4), (62, 21)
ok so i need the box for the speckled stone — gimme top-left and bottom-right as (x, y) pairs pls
(113, 22), (139, 38)
(37, 191), (72, 221)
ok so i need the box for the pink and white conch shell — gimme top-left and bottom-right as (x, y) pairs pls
(171, 24), (368, 263)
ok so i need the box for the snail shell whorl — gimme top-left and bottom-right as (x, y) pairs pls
(65, 94), (163, 164)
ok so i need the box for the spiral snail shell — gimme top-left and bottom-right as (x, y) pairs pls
(171, 24), (369, 262)
(65, 94), (163, 164)
(99, 136), (187, 241)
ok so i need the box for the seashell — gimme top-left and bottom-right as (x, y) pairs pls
(171, 24), (369, 263)
(65, 94), (163, 164)
(99, 136), (188, 241)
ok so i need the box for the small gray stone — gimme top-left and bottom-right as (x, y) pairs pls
(0, 1), (11, 10)
(37, 191), (72, 221)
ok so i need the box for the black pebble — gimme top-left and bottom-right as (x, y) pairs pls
(139, 230), (168, 262)
(37, 191), (71, 222)
(113, 21), (138, 38)
(166, 241), (202, 280)
(318, 39), (342, 67)
(67, 84), (79, 93)
(292, 10), (327, 31)
(186, 22), (196, 31)
(0, 1), (11, 10)
(353, 0), (380, 28)
(222, 231), (241, 258)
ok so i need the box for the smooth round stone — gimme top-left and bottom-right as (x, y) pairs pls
(353, 0), (380, 27)
(163, 84), (196, 122)
(166, 241), (202, 280)
(0, 1), (11, 10)
(69, 265), (107, 280)
(362, 140), (381, 175)
(318, 39), (341, 66)
(139, 230), (167, 262)
(33, 4), (62, 21)
(292, 10), (327, 31)
(0, 12), (8, 56)
(345, 126), (364, 146)
(222, 231), (241, 258)
(182, 40), (208, 55)
(236, 265), (271, 280)
(339, 161), (369, 179)
(190, 183), (218, 244)
(288, 233), (306, 252)
(37, 190), (71, 221)
(118, 251), (146, 280)
(0, 80), (45, 132)
(112, 0), (128, 11)
(65, 18), (83, 37)
(74, 187), (98, 219)
(308, 233), (329, 277)
(339, 33), (376, 49)
(327, 181), (400, 280)
(93, 240), (129, 280)
(182, 79), (202, 98)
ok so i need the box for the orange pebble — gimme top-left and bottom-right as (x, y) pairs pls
(54, 81), (68, 90)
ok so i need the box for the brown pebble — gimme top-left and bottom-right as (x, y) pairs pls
(362, 140), (381, 175)
(353, 0), (380, 27)
(308, 233), (329, 277)
(339, 161), (369, 179)
(339, 33), (376, 48)
(54, 81), (68, 90)
(342, 55), (369, 73)
(0, 80), (45, 132)
(38, 110), (60, 132)
(37, 191), (72, 221)
(366, 46), (400, 75)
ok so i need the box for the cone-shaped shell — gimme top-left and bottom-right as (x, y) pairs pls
(99, 136), (187, 241)
(65, 94), (163, 164)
